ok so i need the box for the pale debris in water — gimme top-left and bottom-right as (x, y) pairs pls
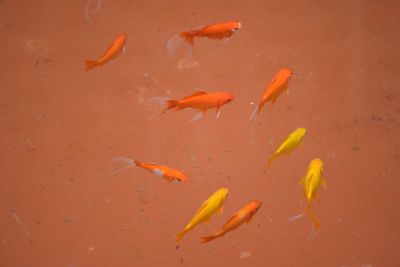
(240, 251), (251, 259)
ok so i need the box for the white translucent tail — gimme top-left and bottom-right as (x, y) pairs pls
(249, 105), (259, 121)
(111, 157), (135, 176)
(166, 34), (186, 60)
(288, 213), (304, 222)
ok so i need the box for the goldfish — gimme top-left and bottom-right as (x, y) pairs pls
(150, 90), (234, 121)
(289, 159), (327, 234)
(176, 188), (229, 242)
(166, 21), (241, 64)
(265, 127), (307, 170)
(249, 68), (293, 121)
(84, 32), (127, 71)
(111, 157), (188, 183)
(201, 200), (262, 243)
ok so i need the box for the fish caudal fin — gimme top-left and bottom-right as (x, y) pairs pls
(288, 212), (305, 222)
(111, 157), (135, 176)
(201, 235), (218, 243)
(249, 105), (259, 121)
(180, 32), (195, 45)
(134, 160), (144, 168)
(166, 33), (193, 60)
(176, 229), (188, 242)
(146, 96), (174, 119)
(166, 99), (179, 109)
(84, 59), (98, 71)
(263, 155), (276, 173)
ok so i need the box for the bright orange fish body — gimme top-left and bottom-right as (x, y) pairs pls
(250, 68), (293, 120)
(111, 157), (188, 183)
(154, 90), (234, 120)
(180, 21), (242, 45)
(166, 21), (241, 61)
(85, 32), (127, 71)
(201, 200), (262, 243)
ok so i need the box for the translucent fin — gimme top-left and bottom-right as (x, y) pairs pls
(146, 96), (170, 106)
(166, 34), (185, 60)
(146, 96), (171, 119)
(308, 227), (319, 240)
(111, 157), (135, 176)
(288, 213), (304, 222)
(216, 108), (221, 119)
(249, 105), (259, 121)
(85, 0), (102, 21)
(190, 111), (204, 122)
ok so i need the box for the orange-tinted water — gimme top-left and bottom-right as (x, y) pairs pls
(1, 1), (399, 266)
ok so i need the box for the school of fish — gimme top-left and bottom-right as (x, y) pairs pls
(84, 20), (328, 244)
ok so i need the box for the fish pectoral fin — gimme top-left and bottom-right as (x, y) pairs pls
(183, 90), (207, 100)
(218, 206), (223, 215)
(246, 216), (253, 224)
(190, 111), (205, 122)
(322, 177), (327, 189)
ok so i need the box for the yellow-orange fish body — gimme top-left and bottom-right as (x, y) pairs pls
(176, 188), (229, 242)
(266, 127), (307, 169)
(85, 32), (127, 71)
(250, 68), (293, 120)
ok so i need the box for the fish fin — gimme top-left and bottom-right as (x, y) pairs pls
(246, 216), (253, 224)
(190, 111), (205, 122)
(111, 157), (135, 176)
(308, 227), (320, 240)
(322, 178), (327, 189)
(249, 105), (259, 121)
(146, 97), (179, 119)
(218, 206), (223, 215)
(201, 234), (218, 243)
(183, 90), (207, 100)
(288, 212), (305, 222)
(176, 229), (188, 242)
(216, 105), (221, 119)
(166, 34), (187, 60)
(179, 31), (195, 45)
(84, 59), (98, 71)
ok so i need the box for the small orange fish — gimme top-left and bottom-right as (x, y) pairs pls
(150, 90), (234, 121)
(84, 32), (127, 71)
(111, 157), (188, 183)
(249, 68), (293, 121)
(201, 200), (262, 243)
(166, 21), (241, 60)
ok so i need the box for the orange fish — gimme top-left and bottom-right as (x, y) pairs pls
(201, 200), (262, 243)
(84, 32), (127, 71)
(111, 157), (188, 183)
(249, 68), (293, 121)
(150, 90), (234, 121)
(166, 21), (241, 60)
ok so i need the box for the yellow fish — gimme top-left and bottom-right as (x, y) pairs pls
(265, 127), (307, 170)
(176, 188), (229, 242)
(289, 158), (327, 234)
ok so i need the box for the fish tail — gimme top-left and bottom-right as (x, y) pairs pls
(134, 160), (144, 168)
(176, 229), (188, 242)
(201, 231), (223, 243)
(201, 235), (218, 243)
(249, 105), (259, 121)
(263, 154), (276, 172)
(166, 99), (179, 109)
(166, 34), (183, 59)
(180, 32), (195, 46)
(110, 157), (135, 176)
(84, 59), (98, 71)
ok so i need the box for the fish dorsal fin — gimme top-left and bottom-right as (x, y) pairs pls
(183, 90), (207, 100)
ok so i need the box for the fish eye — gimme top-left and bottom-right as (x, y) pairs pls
(177, 179), (181, 182)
